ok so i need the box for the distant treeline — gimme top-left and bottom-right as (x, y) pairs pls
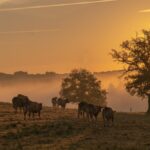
(0, 71), (67, 85)
(0, 70), (123, 86)
(0, 71), (66, 78)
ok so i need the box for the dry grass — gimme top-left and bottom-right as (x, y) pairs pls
(0, 103), (150, 150)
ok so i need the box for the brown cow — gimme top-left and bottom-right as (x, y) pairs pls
(78, 102), (102, 121)
(24, 101), (42, 120)
(87, 104), (102, 121)
(12, 94), (30, 113)
(102, 107), (114, 127)
(78, 101), (88, 118)
(51, 97), (58, 107)
(57, 98), (69, 109)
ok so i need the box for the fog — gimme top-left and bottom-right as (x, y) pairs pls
(0, 73), (147, 112)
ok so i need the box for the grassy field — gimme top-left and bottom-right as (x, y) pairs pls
(1, 102), (150, 150)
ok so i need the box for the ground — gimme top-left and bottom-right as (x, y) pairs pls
(0, 102), (150, 150)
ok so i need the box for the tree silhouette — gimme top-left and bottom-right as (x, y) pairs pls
(14, 71), (28, 76)
(111, 30), (150, 114)
(60, 69), (107, 105)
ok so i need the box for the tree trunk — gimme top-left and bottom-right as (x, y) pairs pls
(146, 95), (150, 115)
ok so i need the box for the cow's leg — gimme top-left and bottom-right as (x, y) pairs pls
(78, 110), (80, 118)
(19, 107), (22, 113)
(95, 115), (97, 121)
(83, 112), (86, 119)
(104, 119), (107, 127)
(108, 118), (113, 127)
(32, 113), (34, 119)
(111, 117), (114, 126)
(62, 104), (65, 110)
(91, 114), (95, 122)
(78, 110), (83, 119)
(24, 111), (27, 120)
(87, 112), (89, 120)
(81, 111), (83, 118)
(107, 119), (111, 127)
(89, 113), (92, 121)
(15, 107), (18, 113)
(87, 113), (90, 121)
(38, 111), (41, 119)
(64, 103), (67, 109)
(28, 112), (31, 119)
(103, 115), (106, 127)
(14, 107), (17, 113)
(108, 119), (111, 127)
(81, 112), (83, 118)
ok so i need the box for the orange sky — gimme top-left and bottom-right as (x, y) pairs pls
(0, 0), (150, 73)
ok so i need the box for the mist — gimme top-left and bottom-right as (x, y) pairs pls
(0, 71), (147, 112)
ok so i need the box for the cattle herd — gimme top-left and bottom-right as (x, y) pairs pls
(12, 94), (42, 120)
(12, 94), (114, 127)
(78, 101), (114, 127)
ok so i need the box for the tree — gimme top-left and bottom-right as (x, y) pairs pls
(111, 30), (150, 114)
(14, 71), (28, 77)
(60, 69), (107, 105)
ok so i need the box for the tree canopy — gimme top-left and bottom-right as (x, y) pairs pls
(111, 30), (150, 113)
(60, 69), (107, 105)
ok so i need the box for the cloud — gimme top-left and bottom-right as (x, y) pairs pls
(0, 0), (116, 12)
(139, 9), (150, 13)
(0, 29), (59, 34)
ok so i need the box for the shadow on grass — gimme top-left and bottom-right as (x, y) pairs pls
(1, 118), (86, 149)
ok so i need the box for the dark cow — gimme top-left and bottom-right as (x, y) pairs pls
(51, 97), (58, 107)
(78, 101), (88, 118)
(87, 104), (102, 121)
(57, 98), (69, 109)
(78, 102), (102, 120)
(12, 94), (30, 113)
(102, 107), (114, 127)
(24, 101), (42, 120)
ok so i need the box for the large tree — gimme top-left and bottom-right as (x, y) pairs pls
(60, 69), (107, 105)
(111, 30), (150, 114)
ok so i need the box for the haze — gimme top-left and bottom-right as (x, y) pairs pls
(0, 72), (147, 112)
(0, 0), (150, 73)
(0, 0), (149, 112)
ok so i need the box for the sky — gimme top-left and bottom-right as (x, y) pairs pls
(0, 0), (150, 73)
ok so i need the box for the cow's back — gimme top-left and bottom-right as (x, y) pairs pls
(28, 102), (42, 113)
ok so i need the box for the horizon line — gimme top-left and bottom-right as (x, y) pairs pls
(0, 69), (124, 75)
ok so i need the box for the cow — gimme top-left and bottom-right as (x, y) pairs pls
(24, 101), (42, 120)
(102, 107), (114, 127)
(78, 101), (88, 118)
(87, 104), (102, 121)
(51, 97), (58, 107)
(12, 94), (30, 113)
(78, 102), (102, 121)
(57, 98), (69, 109)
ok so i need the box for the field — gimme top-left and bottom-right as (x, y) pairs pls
(1, 103), (150, 150)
